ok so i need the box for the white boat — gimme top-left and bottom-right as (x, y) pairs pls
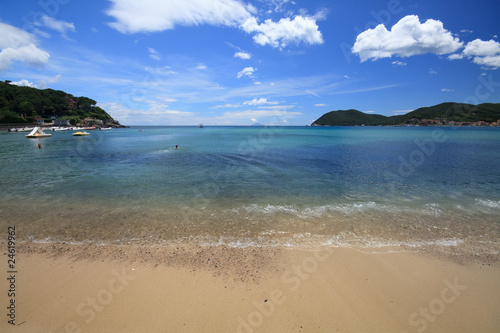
(26, 127), (51, 138)
(17, 127), (34, 132)
(99, 127), (112, 130)
(73, 131), (90, 136)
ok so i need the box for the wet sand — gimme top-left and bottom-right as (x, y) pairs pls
(1, 242), (500, 332)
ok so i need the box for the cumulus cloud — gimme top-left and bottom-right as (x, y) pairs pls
(352, 15), (463, 62)
(237, 66), (256, 78)
(234, 51), (252, 59)
(241, 15), (323, 48)
(106, 0), (324, 50)
(392, 61), (407, 66)
(462, 39), (500, 68)
(106, 0), (255, 33)
(0, 22), (50, 70)
(10, 79), (37, 87)
(196, 63), (208, 70)
(10, 74), (61, 89)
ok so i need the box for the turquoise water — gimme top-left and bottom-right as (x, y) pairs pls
(1, 126), (499, 250)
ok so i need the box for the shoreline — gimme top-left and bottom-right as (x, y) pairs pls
(1, 242), (499, 332)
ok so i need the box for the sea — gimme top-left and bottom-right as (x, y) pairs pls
(1, 126), (499, 253)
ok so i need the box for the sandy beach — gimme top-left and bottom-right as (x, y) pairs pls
(1, 243), (499, 333)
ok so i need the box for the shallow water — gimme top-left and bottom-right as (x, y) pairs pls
(1, 126), (499, 252)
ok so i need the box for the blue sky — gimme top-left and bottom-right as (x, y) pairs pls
(1, 0), (499, 125)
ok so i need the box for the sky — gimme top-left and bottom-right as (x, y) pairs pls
(1, 0), (499, 126)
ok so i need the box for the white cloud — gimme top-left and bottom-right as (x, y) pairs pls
(10, 79), (36, 87)
(148, 47), (161, 61)
(101, 100), (194, 125)
(237, 66), (256, 78)
(448, 53), (464, 60)
(441, 88), (454, 92)
(352, 15), (463, 62)
(258, 105), (294, 111)
(106, 0), (323, 50)
(462, 39), (500, 68)
(10, 74), (62, 89)
(196, 63), (208, 70)
(106, 0), (254, 33)
(392, 60), (407, 66)
(0, 22), (50, 70)
(315, 103), (326, 107)
(145, 66), (177, 76)
(212, 103), (242, 108)
(234, 51), (252, 59)
(241, 15), (323, 48)
(305, 90), (320, 98)
(392, 109), (413, 115)
(243, 98), (278, 106)
(35, 15), (75, 38)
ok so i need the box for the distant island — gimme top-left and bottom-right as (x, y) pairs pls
(312, 103), (500, 127)
(0, 80), (125, 128)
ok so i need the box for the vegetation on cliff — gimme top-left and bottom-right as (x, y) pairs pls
(0, 80), (119, 125)
(312, 102), (500, 126)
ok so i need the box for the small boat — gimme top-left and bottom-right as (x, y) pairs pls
(98, 127), (112, 131)
(73, 131), (90, 136)
(17, 127), (35, 132)
(199, 124), (204, 128)
(26, 127), (51, 138)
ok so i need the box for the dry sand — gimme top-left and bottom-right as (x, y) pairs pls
(1, 242), (499, 332)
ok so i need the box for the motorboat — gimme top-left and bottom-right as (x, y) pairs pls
(72, 131), (90, 136)
(26, 127), (51, 138)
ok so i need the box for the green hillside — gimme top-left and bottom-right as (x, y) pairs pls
(312, 109), (389, 126)
(0, 80), (118, 125)
(312, 102), (500, 126)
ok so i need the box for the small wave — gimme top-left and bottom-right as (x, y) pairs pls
(166, 232), (464, 250)
(228, 202), (447, 219)
(475, 199), (500, 209)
